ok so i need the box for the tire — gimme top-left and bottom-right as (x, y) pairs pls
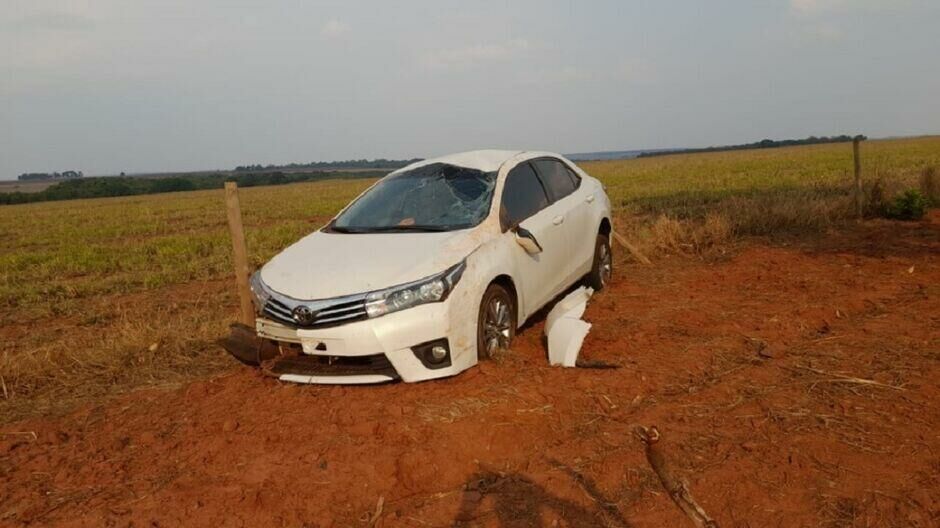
(586, 234), (612, 291)
(477, 283), (516, 360)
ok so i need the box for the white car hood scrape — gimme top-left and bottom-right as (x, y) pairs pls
(261, 229), (480, 300)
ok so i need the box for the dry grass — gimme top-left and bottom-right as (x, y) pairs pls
(585, 137), (940, 255)
(921, 166), (939, 204)
(644, 212), (734, 255)
(416, 385), (520, 423)
(417, 397), (505, 423)
(0, 281), (234, 420)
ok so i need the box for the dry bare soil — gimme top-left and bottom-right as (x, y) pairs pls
(2, 212), (938, 527)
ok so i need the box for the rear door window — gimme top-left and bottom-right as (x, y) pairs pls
(500, 162), (550, 230)
(531, 159), (579, 202)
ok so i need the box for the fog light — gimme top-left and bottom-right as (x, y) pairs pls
(430, 346), (448, 362)
(411, 338), (451, 370)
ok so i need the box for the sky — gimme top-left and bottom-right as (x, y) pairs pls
(2, 0), (938, 178)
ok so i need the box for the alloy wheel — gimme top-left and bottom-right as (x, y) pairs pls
(483, 294), (512, 356)
(599, 242), (612, 287)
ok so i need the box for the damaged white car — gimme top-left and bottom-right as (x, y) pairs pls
(227, 150), (612, 384)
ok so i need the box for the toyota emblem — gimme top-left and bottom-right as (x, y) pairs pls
(292, 305), (317, 325)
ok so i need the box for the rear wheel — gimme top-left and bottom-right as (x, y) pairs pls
(477, 283), (515, 360)
(587, 234), (612, 291)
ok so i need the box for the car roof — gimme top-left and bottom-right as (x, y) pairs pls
(395, 149), (525, 174)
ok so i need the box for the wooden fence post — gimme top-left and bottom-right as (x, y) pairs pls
(612, 229), (651, 265)
(853, 136), (863, 218)
(224, 182), (255, 326)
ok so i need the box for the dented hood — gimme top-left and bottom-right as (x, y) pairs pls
(260, 229), (481, 300)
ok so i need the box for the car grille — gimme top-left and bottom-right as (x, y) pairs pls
(267, 353), (399, 379)
(263, 295), (369, 329)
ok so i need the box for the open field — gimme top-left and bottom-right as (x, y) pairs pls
(0, 137), (938, 526)
(0, 181), (55, 194)
(0, 136), (937, 417)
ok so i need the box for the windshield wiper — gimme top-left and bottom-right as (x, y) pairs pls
(359, 224), (456, 232)
(327, 225), (368, 234)
(328, 224), (466, 233)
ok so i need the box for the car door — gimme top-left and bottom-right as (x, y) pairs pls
(530, 158), (595, 286)
(500, 161), (570, 317)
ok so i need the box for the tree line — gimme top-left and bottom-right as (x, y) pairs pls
(637, 135), (867, 158)
(0, 170), (387, 206)
(17, 170), (83, 181)
(234, 158), (421, 172)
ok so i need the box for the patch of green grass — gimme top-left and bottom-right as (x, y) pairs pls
(884, 189), (929, 220)
(0, 179), (373, 319)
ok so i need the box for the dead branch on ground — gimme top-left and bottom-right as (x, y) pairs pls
(363, 496), (384, 527)
(793, 366), (905, 391)
(633, 425), (718, 528)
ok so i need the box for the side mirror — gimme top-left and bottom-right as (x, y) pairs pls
(513, 226), (543, 255)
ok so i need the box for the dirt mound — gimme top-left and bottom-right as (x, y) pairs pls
(2, 214), (938, 527)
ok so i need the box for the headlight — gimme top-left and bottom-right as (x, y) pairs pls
(365, 260), (466, 318)
(249, 271), (271, 313)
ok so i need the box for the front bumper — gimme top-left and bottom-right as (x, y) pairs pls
(255, 298), (475, 384)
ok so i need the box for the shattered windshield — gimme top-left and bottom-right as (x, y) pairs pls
(330, 163), (497, 233)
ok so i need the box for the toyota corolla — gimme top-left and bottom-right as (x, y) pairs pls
(237, 150), (612, 384)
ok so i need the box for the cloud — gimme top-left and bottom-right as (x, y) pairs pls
(809, 23), (844, 41)
(616, 59), (657, 84)
(421, 39), (533, 70)
(1, 10), (97, 82)
(515, 58), (656, 88)
(320, 18), (349, 39)
(790, 0), (854, 15)
(5, 12), (95, 32)
(790, 0), (905, 16)
(788, 0), (886, 42)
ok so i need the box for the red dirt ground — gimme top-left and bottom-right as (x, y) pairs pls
(2, 214), (938, 527)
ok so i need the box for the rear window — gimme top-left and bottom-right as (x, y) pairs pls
(531, 159), (579, 202)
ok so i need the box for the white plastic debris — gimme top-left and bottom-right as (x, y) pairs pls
(545, 286), (593, 367)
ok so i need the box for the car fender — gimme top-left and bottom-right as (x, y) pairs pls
(441, 235), (524, 368)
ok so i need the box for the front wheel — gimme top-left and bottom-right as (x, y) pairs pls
(586, 234), (612, 291)
(477, 283), (515, 360)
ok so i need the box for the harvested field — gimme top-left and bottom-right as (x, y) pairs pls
(2, 212), (937, 527)
(0, 181), (55, 195)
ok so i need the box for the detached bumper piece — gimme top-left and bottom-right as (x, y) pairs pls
(220, 323), (279, 366)
(262, 353), (400, 385)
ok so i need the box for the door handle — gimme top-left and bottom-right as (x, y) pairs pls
(585, 194), (595, 203)
(552, 215), (565, 225)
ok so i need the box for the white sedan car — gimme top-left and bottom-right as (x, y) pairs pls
(244, 150), (612, 384)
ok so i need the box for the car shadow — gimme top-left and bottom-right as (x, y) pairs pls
(452, 467), (632, 527)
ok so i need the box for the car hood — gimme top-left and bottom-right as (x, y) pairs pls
(260, 228), (483, 300)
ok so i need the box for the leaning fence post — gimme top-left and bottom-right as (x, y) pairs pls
(224, 182), (255, 326)
(853, 136), (864, 218)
